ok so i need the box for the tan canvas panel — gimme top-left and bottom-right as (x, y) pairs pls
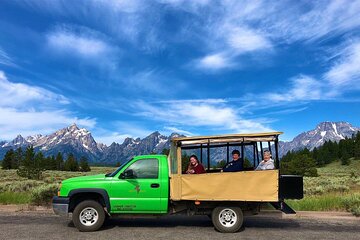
(170, 174), (182, 200)
(173, 170), (279, 202)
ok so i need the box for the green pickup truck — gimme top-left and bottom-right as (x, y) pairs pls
(53, 133), (303, 233)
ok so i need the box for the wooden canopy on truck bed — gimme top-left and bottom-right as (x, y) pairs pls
(169, 132), (283, 202)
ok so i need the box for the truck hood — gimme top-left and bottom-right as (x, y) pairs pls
(62, 174), (106, 183)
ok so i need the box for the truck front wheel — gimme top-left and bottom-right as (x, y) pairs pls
(72, 200), (105, 232)
(211, 206), (243, 233)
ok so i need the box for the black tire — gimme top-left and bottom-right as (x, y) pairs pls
(72, 200), (105, 232)
(211, 206), (243, 233)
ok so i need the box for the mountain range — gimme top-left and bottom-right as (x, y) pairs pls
(278, 121), (360, 156)
(0, 121), (359, 164)
(0, 124), (183, 164)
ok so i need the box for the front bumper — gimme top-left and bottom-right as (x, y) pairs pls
(52, 196), (70, 216)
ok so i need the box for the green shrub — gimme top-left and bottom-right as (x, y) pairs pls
(30, 184), (59, 205)
(287, 194), (344, 211)
(350, 205), (360, 217)
(341, 194), (360, 212)
(0, 180), (42, 192)
(17, 166), (43, 180)
(0, 192), (31, 204)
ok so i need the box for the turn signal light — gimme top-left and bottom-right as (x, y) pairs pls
(57, 183), (62, 196)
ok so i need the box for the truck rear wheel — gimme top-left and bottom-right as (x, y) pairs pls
(211, 206), (243, 233)
(72, 200), (105, 232)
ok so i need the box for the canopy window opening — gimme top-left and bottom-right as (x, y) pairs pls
(180, 141), (278, 172)
(174, 132), (282, 172)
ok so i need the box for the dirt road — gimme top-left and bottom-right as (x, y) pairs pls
(0, 210), (359, 240)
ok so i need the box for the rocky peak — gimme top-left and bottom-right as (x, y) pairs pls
(68, 123), (80, 132)
(2, 134), (29, 148)
(122, 137), (135, 146)
(26, 134), (43, 144)
(146, 131), (161, 139)
(279, 121), (360, 156)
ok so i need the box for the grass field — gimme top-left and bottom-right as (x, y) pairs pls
(286, 159), (360, 216)
(0, 161), (360, 216)
(0, 167), (116, 205)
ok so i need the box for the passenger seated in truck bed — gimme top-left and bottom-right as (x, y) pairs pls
(255, 150), (275, 170)
(222, 150), (243, 172)
(186, 155), (206, 174)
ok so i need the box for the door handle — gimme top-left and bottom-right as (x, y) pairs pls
(151, 183), (160, 188)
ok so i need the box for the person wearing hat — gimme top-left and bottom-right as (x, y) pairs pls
(255, 150), (275, 170)
(222, 149), (243, 172)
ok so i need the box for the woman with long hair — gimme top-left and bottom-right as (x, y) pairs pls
(186, 155), (206, 174)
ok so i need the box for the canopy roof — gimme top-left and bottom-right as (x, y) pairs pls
(172, 132), (283, 146)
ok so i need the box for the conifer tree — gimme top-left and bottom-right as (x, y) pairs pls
(55, 152), (64, 171)
(2, 149), (14, 169)
(64, 153), (79, 172)
(79, 156), (91, 172)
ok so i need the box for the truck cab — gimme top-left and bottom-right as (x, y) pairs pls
(53, 132), (303, 233)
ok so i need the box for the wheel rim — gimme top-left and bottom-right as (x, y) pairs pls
(79, 207), (99, 226)
(218, 208), (237, 228)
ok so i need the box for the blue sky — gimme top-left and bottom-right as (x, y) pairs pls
(1, 0), (360, 145)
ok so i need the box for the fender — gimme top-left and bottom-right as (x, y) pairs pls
(69, 188), (111, 212)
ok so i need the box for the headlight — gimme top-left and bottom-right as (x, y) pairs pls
(57, 183), (62, 196)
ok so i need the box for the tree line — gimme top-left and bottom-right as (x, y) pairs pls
(281, 132), (360, 177)
(1, 146), (91, 176)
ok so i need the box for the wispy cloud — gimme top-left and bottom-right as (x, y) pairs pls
(0, 47), (17, 67)
(324, 40), (360, 88)
(226, 26), (272, 54)
(187, 0), (360, 71)
(0, 70), (68, 107)
(134, 100), (273, 133)
(0, 71), (95, 140)
(195, 53), (234, 70)
(270, 0), (360, 42)
(46, 25), (114, 58)
(163, 126), (193, 136)
(0, 107), (96, 140)
(94, 121), (154, 145)
(259, 39), (360, 103)
(266, 75), (323, 102)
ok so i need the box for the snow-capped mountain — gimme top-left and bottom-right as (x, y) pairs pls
(2, 134), (29, 148)
(279, 121), (360, 156)
(1, 121), (359, 164)
(0, 124), (183, 164)
(100, 131), (182, 164)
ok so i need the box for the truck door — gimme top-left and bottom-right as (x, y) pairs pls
(109, 158), (163, 213)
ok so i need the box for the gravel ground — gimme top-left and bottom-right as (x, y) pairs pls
(0, 210), (359, 240)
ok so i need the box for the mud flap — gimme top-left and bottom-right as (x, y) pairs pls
(270, 201), (296, 214)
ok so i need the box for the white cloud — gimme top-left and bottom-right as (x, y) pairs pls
(47, 26), (112, 58)
(325, 41), (360, 87)
(158, 98), (227, 104)
(0, 107), (96, 140)
(267, 75), (323, 102)
(226, 27), (272, 54)
(163, 126), (193, 136)
(275, 0), (360, 42)
(95, 0), (142, 13)
(134, 100), (273, 133)
(0, 70), (68, 107)
(195, 53), (234, 70)
(0, 71), (96, 140)
(189, 0), (360, 71)
(0, 47), (16, 67)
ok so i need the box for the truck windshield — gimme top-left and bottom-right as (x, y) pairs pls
(105, 158), (133, 177)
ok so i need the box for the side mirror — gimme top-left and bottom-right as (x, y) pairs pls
(120, 169), (135, 179)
